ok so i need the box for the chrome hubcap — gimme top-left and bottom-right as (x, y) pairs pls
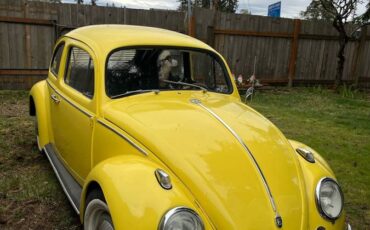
(84, 199), (113, 230)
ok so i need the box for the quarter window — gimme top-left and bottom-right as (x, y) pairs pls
(50, 43), (64, 77)
(64, 47), (94, 98)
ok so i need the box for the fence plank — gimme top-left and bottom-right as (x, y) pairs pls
(1, 2), (369, 89)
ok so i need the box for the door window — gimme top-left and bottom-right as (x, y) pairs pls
(50, 43), (65, 77)
(64, 47), (94, 98)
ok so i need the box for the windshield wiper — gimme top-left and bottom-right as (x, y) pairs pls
(111, 89), (160, 99)
(162, 79), (208, 93)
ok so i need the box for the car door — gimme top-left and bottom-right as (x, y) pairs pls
(48, 39), (96, 183)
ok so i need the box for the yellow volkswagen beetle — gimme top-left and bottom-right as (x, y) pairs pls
(29, 25), (350, 230)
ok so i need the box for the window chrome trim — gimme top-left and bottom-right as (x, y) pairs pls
(192, 98), (282, 227)
(315, 177), (344, 222)
(50, 42), (65, 78)
(46, 80), (93, 118)
(158, 206), (204, 230)
(97, 119), (148, 156)
(64, 46), (95, 99)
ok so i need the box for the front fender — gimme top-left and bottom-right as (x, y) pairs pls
(81, 155), (213, 230)
(29, 80), (52, 148)
(289, 139), (346, 229)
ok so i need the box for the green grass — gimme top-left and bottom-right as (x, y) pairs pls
(0, 90), (80, 229)
(0, 88), (369, 229)
(247, 87), (370, 229)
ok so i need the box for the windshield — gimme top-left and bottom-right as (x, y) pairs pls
(106, 48), (232, 98)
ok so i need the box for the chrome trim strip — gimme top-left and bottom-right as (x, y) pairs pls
(159, 206), (204, 230)
(192, 99), (281, 222)
(46, 80), (93, 118)
(315, 177), (344, 222)
(97, 119), (148, 156)
(43, 146), (80, 214)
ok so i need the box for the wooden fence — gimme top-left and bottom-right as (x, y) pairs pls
(0, 0), (369, 89)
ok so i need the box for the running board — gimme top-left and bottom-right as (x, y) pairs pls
(44, 144), (82, 214)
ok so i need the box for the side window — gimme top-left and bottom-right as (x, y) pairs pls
(50, 43), (65, 77)
(64, 47), (94, 99)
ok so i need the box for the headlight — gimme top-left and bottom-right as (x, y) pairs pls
(159, 206), (204, 230)
(315, 177), (344, 220)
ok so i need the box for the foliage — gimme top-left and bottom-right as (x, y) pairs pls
(337, 83), (363, 98)
(300, 0), (370, 89)
(239, 8), (252, 15)
(178, 0), (238, 13)
(300, 0), (333, 20)
(354, 2), (370, 23)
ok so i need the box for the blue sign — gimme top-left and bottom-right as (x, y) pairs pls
(268, 1), (281, 18)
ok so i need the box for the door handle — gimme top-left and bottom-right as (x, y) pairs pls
(50, 94), (60, 104)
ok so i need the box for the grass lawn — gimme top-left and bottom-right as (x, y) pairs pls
(0, 91), (80, 229)
(0, 88), (369, 229)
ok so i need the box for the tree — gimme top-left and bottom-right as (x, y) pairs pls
(355, 2), (370, 23)
(239, 9), (252, 15)
(178, 0), (238, 13)
(76, 0), (83, 4)
(300, 1), (333, 20)
(91, 0), (97, 6)
(301, 0), (370, 88)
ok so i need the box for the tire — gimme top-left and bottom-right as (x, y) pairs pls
(84, 189), (114, 230)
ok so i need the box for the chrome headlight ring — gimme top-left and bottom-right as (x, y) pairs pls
(315, 177), (344, 221)
(159, 206), (204, 230)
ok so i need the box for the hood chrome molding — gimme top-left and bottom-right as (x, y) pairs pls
(191, 98), (283, 228)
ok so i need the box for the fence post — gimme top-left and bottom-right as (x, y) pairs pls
(288, 19), (301, 87)
(352, 26), (367, 87)
(188, 15), (196, 37)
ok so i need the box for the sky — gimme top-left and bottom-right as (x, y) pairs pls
(62, 0), (368, 19)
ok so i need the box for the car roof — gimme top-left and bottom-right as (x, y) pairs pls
(64, 25), (214, 55)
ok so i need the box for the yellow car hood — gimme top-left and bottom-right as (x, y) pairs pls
(104, 92), (307, 229)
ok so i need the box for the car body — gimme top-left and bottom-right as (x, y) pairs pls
(29, 25), (350, 229)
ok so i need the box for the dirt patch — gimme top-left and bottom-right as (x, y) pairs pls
(0, 199), (81, 230)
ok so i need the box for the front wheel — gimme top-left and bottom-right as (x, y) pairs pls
(84, 190), (114, 230)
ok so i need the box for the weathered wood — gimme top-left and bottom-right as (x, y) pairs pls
(0, 2), (370, 89)
(214, 29), (292, 38)
(288, 19), (301, 87)
(0, 69), (48, 75)
(352, 26), (368, 86)
(188, 15), (195, 37)
(0, 15), (54, 26)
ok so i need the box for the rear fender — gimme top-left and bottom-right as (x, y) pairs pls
(29, 80), (52, 148)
